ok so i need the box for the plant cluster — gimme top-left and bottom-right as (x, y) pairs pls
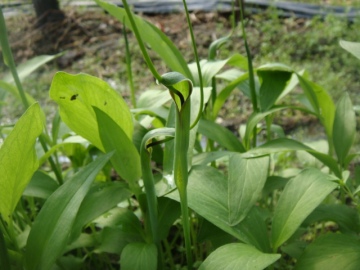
(1, 0), (360, 269)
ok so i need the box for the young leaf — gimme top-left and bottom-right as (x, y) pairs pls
(120, 243), (157, 270)
(93, 106), (141, 183)
(228, 154), (269, 225)
(199, 243), (280, 270)
(258, 70), (292, 111)
(49, 72), (133, 152)
(333, 92), (356, 166)
(271, 168), (338, 250)
(198, 118), (245, 152)
(0, 103), (43, 223)
(295, 234), (360, 270)
(297, 75), (335, 139)
(25, 152), (113, 270)
(23, 171), (59, 199)
(340, 40), (360, 60)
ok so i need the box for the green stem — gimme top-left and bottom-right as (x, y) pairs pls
(140, 142), (159, 244)
(121, 0), (162, 82)
(238, 1), (258, 148)
(139, 128), (175, 245)
(174, 99), (193, 269)
(123, 22), (136, 108)
(182, 0), (204, 129)
(0, 7), (28, 109)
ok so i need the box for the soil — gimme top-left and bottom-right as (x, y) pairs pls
(2, 7), (319, 134)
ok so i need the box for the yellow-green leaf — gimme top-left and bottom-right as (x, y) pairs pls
(0, 103), (43, 223)
(49, 72), (133, 151)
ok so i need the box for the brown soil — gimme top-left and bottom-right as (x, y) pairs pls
(3, 7), (318, 133)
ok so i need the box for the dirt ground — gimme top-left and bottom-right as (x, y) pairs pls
(3, 7), (319, 134)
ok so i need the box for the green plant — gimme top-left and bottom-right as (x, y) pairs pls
(1, 1), (360, 270)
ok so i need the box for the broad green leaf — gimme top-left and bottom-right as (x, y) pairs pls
(157, 197), (181, 241)
(136, 89), (171, 109)
(263, 176), (288, 195)
(271, 168), (338, 250)
(93, 107), (141, 183)
(277, 71), (302, 102)
(303, 204), (360, 234)
(95, 0), (191, 80)
(297, 75), (335, 139)
(49, 72), (133, 151)
(295, 234), (360, 270)
(333, 92), (356, 165)
(340, 40), (360, 60)
(243, 138), (342, 178)
(258, 70), (292, 111)
(70, 182), (132, 241)
(200, 243), (280, 270)
(198, 219), (234, 249)
(192, 151), (232, 166)
(228, 154), (269, 225)
(23, 171), (59, 199)
(0, 103), (43, 223)
(2, 54), (62, 83)
(198, 118), (245, 152)
(25, 152), (113, 270)
(96, 226), (143, 254)
(167, 166), (271, 252)
(121, 243), (157, 270)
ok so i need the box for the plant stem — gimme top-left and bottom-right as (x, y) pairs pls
(123, 23), (136, 108)
(121, 0), (162, 82)
(140, 141), (159, 244)
(238, 2), (258, 148)
(174, 98), (193, 269)
(181, 0), (204, 129)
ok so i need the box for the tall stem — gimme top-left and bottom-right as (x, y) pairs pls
(182, 0), (204, 129)
(238, 2), (258, 148)
(174, 99), (193, 269)
(121, 0), (162, 82)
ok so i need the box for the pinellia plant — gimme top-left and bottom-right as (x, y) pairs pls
(1, 1), (360, 269)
